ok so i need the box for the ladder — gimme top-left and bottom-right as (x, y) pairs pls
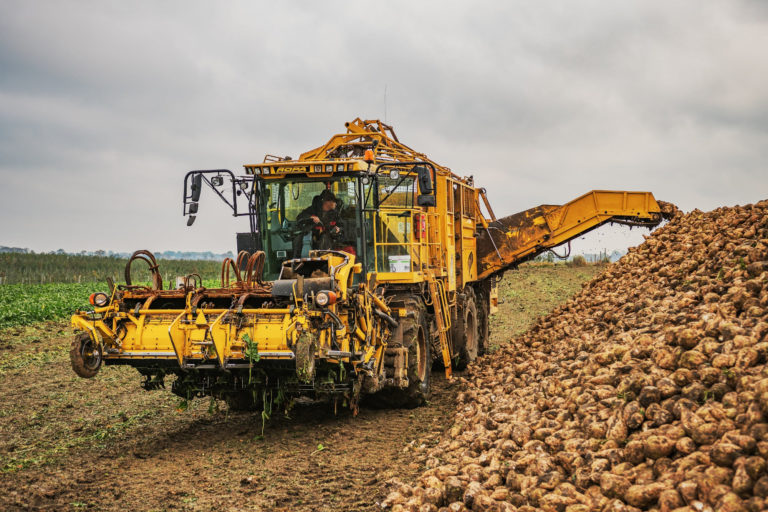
(426, 271), (453, 379)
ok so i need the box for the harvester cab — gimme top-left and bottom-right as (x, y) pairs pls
(70, 118), (671, 413)
(182, 159), (440, 282)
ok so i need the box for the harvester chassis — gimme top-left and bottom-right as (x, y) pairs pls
(69, 118), (670, 415)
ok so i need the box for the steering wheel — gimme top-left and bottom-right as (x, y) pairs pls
(278, 217), (316, 243)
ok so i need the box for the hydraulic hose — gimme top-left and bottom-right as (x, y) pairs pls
(245, 251), (267, 286)
(124, 250), (163, 290)
(220, 257), (243, 288)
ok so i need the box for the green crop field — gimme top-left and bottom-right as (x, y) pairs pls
(0, 283), (105, 329)
(0, 253), (228, 329)
(0, 279), (224, 330)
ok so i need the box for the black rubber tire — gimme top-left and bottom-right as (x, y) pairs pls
(70, 332), (102, 378)
(225, 391), (263, 412)
(400, 312), (431, 407)
(453, 288), (479, 370)
(369, 304), (431, 409)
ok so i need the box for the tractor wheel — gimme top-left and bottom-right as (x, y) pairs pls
(225, 390), (263, 412)
(371, 305), (431, 409)
(453, 288), (479, 370)
(401, 311), (431, 407)
(70, 332), (102, 378)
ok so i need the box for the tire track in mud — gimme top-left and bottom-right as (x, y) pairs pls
(3, 373), (459, 512)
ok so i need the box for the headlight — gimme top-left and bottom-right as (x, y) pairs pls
(325, 164), (333, 173)
(89, 292), (110, 307)
(314, 290), (337, 308)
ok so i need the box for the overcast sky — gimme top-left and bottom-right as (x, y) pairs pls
(1, 1), (767, 255)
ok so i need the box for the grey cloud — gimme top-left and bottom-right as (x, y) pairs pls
(0, 0), (766, 254)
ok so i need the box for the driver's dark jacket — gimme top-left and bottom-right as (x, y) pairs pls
(295, 198), (341, 250)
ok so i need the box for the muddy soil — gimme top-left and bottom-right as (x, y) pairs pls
(0, 264), (596, 511)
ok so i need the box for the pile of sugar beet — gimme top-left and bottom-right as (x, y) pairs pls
(382, 200), (768, 512)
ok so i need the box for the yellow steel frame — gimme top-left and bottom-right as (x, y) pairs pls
(70, 251), (399, 384)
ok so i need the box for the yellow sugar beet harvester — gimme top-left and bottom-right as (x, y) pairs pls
(70, 118), (673, 412)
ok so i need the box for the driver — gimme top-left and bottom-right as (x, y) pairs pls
(292, 189), (342, 257)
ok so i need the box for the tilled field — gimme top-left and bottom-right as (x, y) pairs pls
(0, 265), (597, 511)
(0, 322), (458, 512)
(385, 200), (768, 511)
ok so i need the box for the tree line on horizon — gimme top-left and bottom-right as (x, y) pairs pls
(0, 246), (233, 260)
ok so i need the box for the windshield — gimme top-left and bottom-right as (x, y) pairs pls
(257, 173), (419, 280)
(258, 177), (362, 279)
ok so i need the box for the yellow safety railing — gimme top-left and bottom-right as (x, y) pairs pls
(372, 207), (442, 275)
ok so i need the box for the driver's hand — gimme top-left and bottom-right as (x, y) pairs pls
(310, 215), (320, 224)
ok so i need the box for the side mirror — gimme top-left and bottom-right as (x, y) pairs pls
(190, 174), (202, 201)
(415, 166), (433, 194)
(415, 165), (435, 207)
(417, 195), (436, 207)
(187, 202), (199, 226)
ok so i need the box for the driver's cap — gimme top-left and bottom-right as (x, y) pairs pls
(319, 190), (337, 203)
